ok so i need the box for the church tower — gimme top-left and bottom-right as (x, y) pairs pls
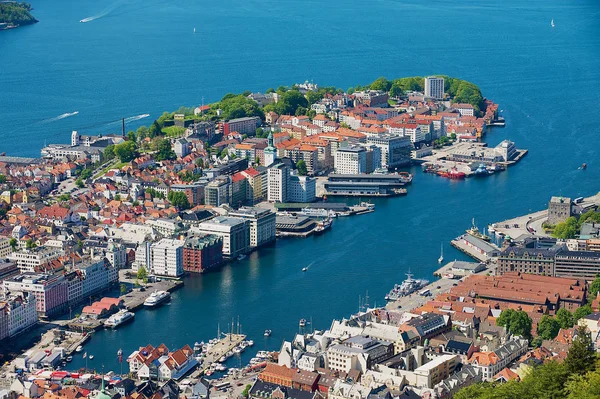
(264, 132), (277, 167)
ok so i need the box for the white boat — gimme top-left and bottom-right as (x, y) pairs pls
(75, 346), (83, 353)
(104, 309), (135, 328)
(438, 243), (444, 264)
(264, 329), (271, 337)
(193, 27), (196, 33)
(89, 355), (94, 360)
(233, 347), (243, 354)
(299, 318), (306, 327)
(144, 290), (171, 307)
(219, 356), (226, 362)
(237, 254), (247, 261)
(247, 340), (254, 347)
(551, 18), (555, 27)
(66, 356), (73, 362)
(215, 364), (226, 372)
(302, 267), (307, 272)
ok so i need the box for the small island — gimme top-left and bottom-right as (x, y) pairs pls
(0, 1), (38, 30)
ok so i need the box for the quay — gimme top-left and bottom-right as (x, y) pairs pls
(450, 233), (500, 263)
(189, 333), (246, 379)
(384, 276), (458, 312)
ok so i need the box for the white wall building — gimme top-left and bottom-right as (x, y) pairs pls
(192, 217), (250, 258)
(288, 175), (316, 203)
(228, 207), (276, 248)
(0, 293), (38, 339)
(267, 163), (289, 203)
(150, 239), (184, 277)
(424, 76), (445, 99)
(334, 146), (367, 175)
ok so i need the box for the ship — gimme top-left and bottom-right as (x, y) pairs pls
(466, 218), (492, 242)
(473, 163), (489, 176)
(437, 167), (466, 179)
(385, 272), (429, 301)
(104, 309), (135, 328)
(143, 290), (171, 307)
(314, 218), (332, 234)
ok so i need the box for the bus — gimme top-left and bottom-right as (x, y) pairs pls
(574, 197), (584, 204)
(419, 289), (431, 297)
(213, 382), (231, 391)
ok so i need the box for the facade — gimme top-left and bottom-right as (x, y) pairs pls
(554, 250), (600, 279)
(193, 216), (250, 258)
(228, 207), (276, 248)
(241, 167), (268, 205)
(0, 293), (38, 340)
(288, 176), (317, 203)
(366, 135), (412, 168)
(0, 236), (12, 258)
(497, 246), (561, 276)
(327, 336), (393, 373)
(150, 239), (184, 277)
(9, 248), (62, 273)
(3, 273), (68, 318)
(183, 234), (223, 273)
(424, 76), (445, 99)
(204, 177), (231, 207)
(223, 116), (261, 136)
(468, 338), (528, 381)
(548, 196), (572, 225)
(75, 257), (119, 299)
(170, 183), (205, 207)
(334, 146), (367, 175)
(268, 163), (290, 203)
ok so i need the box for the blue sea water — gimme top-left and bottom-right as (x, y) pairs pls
(1, 0), (600, 371)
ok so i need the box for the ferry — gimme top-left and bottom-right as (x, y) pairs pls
(299, 208), (337, 219)
(473, 163), (489, 176)
(314, 218), (332, 234)
(104, 309), (135, 328)
(144, 290), (171, 307)
(385, 272), (429, 301)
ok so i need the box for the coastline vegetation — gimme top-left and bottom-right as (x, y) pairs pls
(0, 2), (37, 28)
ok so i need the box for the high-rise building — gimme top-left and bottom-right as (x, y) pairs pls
(193, 217), (250, 258)
(268, 163), (290, 203)
(334, 146), (367, 175)
(229, 207), (276, 248)
(288, 175), (316, 203)
(424, 76), (445, 99)
(150, 239), (184, 277)
(366, 135), (412, 168)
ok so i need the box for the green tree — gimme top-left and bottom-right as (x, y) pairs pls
(114, 140), (138, 162)
(556, 308), (574, 329)
(195, 158), (204, 168)
(58, 193), (71, 202)
(566, 368), (600, 399)
(137, 266), (148, 283)
(0, 174), (6, 184)
(136, 125), (149, 139)
(167, 191), (190, 210)
(564, 325), (596, 375)
(127, 131), (136, 142)
(149, 120), (162, 137)
(370, 76), (392, 91)
(296, 160), (308, 176)
(155, 138), (176, 161)
(552, 216), (578, 239)
(496, 308), (516, 330)
(9, 238), (17, 250)
(241, 384), (252, 398)
(389, 82), (403, 98)
(497, 309), (532, 339)
(579, 210), (600, 227)
(574, 304), (593, 322)
(75, 179), (84, 188)
(271, 90), (308, 115)
(25, 239), (36, 249)
(120, 283), (128, 295)
(104, 145), (115, 160)
(537, 315), (560, 340)
(588, 276), (600, 299)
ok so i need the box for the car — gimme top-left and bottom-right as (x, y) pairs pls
(436, 286), (441, 289)
(452, 283), (458, 286)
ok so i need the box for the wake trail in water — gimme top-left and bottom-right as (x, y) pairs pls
(79, 0), (124, 23)
(41, 111), (79, 123)
(125, 113), (150, 123)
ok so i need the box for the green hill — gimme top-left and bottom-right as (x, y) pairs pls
(0, 2), (38, 28)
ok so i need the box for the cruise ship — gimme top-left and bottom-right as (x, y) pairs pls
(143, 290), (171, 307)
(385, 272), (429, 301)
(104, 309), (135, 328)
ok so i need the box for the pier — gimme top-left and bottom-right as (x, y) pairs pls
(189, 333), (246, 379)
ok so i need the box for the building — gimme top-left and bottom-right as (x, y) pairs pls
(222, 116), (261, 136)
(366, 135), (412, 168)
(228, 207), (276, 248)
(8, 248), (62, 273)
(150, 239), (185, 277)
(497, 246), (561, 276)
(413, 354), (459, 388)
(193, 216), (250, 258)
(334, 146), (367, 175)
(241, 167), (268, 205)
(468, 338), (528, 381)
(327, 336), (393, 373)
(548, 196), (572, 225)
(74, 257), (119, 299)
(129, 344), (197, 381)
(268, 163), (290, 203)
(323, 174), (407, 197)
(424, 76), (444, 99)
(453, 103), (475, 117)
(0, 236), (12, 258)
(554, 250), (600, 279)
(2, 273), (68, 318)
(288, 175), (316, 203)
(204, 176), (231, 207)
(183, 234), (223, 273)
(0, 293), (38, 340)
(170, 183), (205, 207)
(174, 139), (190, 158)
(264, 133), (277, 167)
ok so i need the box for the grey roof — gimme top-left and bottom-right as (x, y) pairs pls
(249, 380), (316, 399)
(445, 340), (472, 354)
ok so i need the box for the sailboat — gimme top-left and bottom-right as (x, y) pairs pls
(438, 243), (444, 264)
(193, 27), (196, 33)
(551, 19), (555, 28)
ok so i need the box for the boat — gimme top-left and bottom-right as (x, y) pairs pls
(302, 267), (308, 272)
(580, 163), (587, 170)
(360, 201), (375, 210)
(193, 27), (196, 33)
(314, 218), (332, 234)
(385, 271), (429, 301)
(473, 163), (489, 176)
(247, 340), (254, 347)
(398, 171), (413, 184)
(75, 346), (83, 353)
(233, 347), (243, 354)
(219, 356), (227, 362)
(438, 243), (444, 264)
(264, 329), (271, 337)
(299, 318), (306, 327)
(66, 356), (73, 362)
(437, 167), (466, 179)
(143, 290), (171, 307)
(466, 218), (492, 242)
(215, 364), (226, 372)
(237, 254), (247, 260)
(551, 18), (555, 28)
(104, 309), (135, 328)
(89, 355), (94, 360)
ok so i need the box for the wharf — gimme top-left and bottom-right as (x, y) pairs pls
(189, 333), (246, 379)
(450, 235), (498, 263)
(384, 276), (459, 312)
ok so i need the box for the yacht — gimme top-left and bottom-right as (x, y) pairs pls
(89, 355), (94, 360)
(104, 309), (135, 328)
(264, 329), (272, 337)
(247, 340), (254, 347)
(299, 318), (306, 327)
(438, 243), (444, 264)
(302, 267), (308, 272)
(551, 18), (555, 27)
(75, 346), (83, 353)
(144, 290), (171, 307)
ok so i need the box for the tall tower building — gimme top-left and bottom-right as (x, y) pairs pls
(424, 76), (445, 99)
(264, 132), (277, 167)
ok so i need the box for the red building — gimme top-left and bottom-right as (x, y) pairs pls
(183, 234), (223, 273)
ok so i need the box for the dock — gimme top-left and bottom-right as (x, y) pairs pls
(450, 234), (500, 263)
(189, 333), (246, 379)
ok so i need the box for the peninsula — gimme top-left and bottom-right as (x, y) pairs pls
(0, 1), (37, 30)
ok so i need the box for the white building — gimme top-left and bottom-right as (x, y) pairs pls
(267, 163), (289, 203)
(192, 216), (250, 258)
(366, 134), (412, 168)
(334, 146), (367, 175)
(0, 293), (38, 339)
(288, 175), (316, 203)
(74, 257), (119, 298)
(454, 103), (475, 117)
(468, 338), (528, 381)
(150, 239), (184, 277)
(0, 236), (12, 258)
(9, 248), (63, 273)
(228, 207), (276, 248)
(424, 76), (445, 99)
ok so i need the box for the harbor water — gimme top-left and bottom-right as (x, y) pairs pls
(0, 0), (599, 371)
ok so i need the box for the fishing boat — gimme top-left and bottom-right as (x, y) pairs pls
(264, 329), (271, 337)
(144, 290), (171, 307)
(438, 167), (466, 179)
(104, 309), (135, 328)
(314, 218), (332, 234)
(438, 243), (444, 264)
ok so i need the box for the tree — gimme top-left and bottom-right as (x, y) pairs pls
(137, 266), (148, 284)
(104, 145), (115, 160)
(136, 125), (149, 139)
(195, 158), (204, 168)
(0, 174), (6, 184)
(556, 308), (574, 329)
(154, 138), (176, 161)
(565, 368), (600, 399)
(496, 308), (516, 330)
(25, 239), (36, 249)
(370, 76), (392, 91)
(120, 283), (128, 295)
(574, 304), (593, 322)
(588, 276), (600, 299)
(75, 179), (84, 188)
(114, 140), (137, 162)
(296, 160), (307, 176)
(148, 120), (162, 138)
(552, 216), (578, 239)
(9, 237), (17, 250)
(241, 384), (252, 398)
(537, 315), (560, 340)
(564, 325), (596, 375)
(389, 82), (403, 98)
(496, 309), (532, 339)
(167, 191), (190, 210)
(127, 131), (136, 142)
